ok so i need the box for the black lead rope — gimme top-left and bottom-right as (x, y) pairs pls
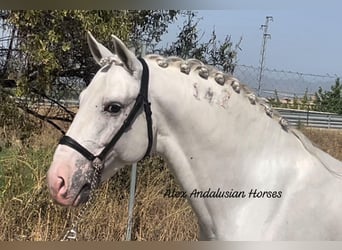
(138, 57), (153, 159)
(59, 57), (153, 163)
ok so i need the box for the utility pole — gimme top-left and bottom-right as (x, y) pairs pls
(257, 16), (273, 96)
(125, 42), (146, 241)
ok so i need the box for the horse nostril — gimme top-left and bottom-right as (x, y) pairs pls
(57, 176), (66, 192)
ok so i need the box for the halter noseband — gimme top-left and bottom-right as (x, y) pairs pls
(59, 57), (153, 163)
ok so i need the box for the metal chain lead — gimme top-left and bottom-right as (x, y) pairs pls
(60, 158), (103, 241)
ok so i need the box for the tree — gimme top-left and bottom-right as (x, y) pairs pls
(1, 10), (241, 137)
(314, 78), (342, 114)
(292, 94), (299, 109)
(1, 10), (180, 134)
(160, 11), (207, 60)
(302, 88), (309, 105)
(159, 11), (242, 74)
(8, 10), (179, 93)
(268, 89), (281, 107)
(301, 88), (310, 110)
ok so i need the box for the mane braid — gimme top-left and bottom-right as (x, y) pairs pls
(146, 54), (290, 132)
(146, 55), (342, 176)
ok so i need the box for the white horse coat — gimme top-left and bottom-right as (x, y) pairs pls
(47, 32), (342, 240)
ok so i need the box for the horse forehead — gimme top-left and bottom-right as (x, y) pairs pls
(83, 65), (137, 102)
(98, 65), (130, 85)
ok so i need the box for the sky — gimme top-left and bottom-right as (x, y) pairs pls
(0, 5), (340, 94)
(161, 1), (342, 77)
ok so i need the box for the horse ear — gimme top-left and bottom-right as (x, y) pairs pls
(111, 34), (140, 74)
(86, 31), (113, 65)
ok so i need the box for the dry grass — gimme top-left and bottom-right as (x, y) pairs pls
(300, 127), (342, 161)
(0, 126), (198, 241)
(0, 125), (341, 241)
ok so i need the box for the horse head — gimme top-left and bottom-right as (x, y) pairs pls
(47, 32), (154, 206)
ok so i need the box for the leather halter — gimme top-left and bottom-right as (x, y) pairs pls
(59, 57), (153, 163)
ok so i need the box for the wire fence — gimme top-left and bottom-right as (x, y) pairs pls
(234, 64), (340, 99)
(1, 12), (341, 105)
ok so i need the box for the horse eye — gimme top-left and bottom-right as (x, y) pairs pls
(104, 103), (122, 114)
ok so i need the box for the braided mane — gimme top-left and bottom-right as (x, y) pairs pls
(145, 54), (289, 131)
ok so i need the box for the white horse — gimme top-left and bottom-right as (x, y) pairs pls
(47, 32), (342, 240)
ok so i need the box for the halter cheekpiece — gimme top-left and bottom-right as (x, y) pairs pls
(59, 57), (153, 164)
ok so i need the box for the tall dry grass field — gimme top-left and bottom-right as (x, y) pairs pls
(301, 127), (342, 160)
(0, 125), (197, 241)
(0, 126), (341, 241)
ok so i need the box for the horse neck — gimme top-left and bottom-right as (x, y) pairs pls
(146, 59), (342, 238)
(144, 58), (342, 240)
(147, 59), (303, 185)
